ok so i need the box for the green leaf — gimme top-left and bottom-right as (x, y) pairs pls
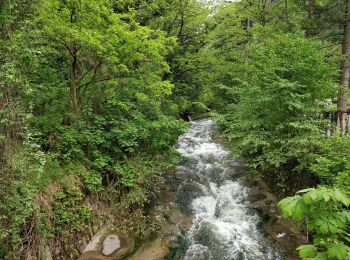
(328, 223), (337, 234)
(312, 252), (328, 260)
(278, 197), (295, 217)
(334, 190), (345, 202)
(319, 221), (329, 234)
(297, 188), (315, 194)
(322, 192), (330, 202)
(308, 189), (321, 201)
(327, 243), (348, 259)
(297, 245), (317, 258)
(293, 198), (310, 219)
(303, 193), (314, 204)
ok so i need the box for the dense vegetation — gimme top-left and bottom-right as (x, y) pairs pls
(0, 0), (349, 259)
(0, 0), (187, 258)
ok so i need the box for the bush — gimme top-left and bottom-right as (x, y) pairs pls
(311, 137), (350, 191)
(278, 187), (350, 259)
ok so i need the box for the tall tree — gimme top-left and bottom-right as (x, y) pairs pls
(338, 0), (350, 135)
(35, 0), (172, 119)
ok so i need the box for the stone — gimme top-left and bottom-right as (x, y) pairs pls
(244, 180), (306, 259)
(83, 235), (102, 253)
(83, 229), (106, 253)
(107, 234), (135, 259)
(78, 251), (109, 260)
(129, 238), (169, 260)
(102, 235), (121, 256)
(247, 192), (268, 202)
(79, 229), (108, 260)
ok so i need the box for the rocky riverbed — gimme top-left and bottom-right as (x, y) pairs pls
(79, 119), (305, 260)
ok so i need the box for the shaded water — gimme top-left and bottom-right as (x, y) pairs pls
(167, 119), (282, 260)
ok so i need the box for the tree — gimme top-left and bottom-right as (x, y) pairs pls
(35, 0), (172, 118)
(0, 0), (187, 257)
(338, 0), (350, 135)
(219, 31), (336, 195)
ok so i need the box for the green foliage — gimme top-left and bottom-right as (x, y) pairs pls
(0, 0), (187, 257)
(79, 169), (103, 193)
(278, 187), (350, 259)
(115, 154), (172, 190)
(0, 181), (36, 248)
(0, 131), (67, 250)
(135, 0), (214, 116)
(53, 189), (91, 235)
(297, 245), (317, 259)
(217, 31), (337, 194)
(310, 137), (350, 191)
(1, 0), (348, 258)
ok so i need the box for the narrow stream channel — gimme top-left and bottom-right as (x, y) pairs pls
(166, 119), (282, 260)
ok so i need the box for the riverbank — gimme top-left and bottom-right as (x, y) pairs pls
(156, 120), (284, 258)
(79, 119), (306, 259)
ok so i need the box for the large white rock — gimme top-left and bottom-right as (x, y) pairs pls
(82, 228), (108, 253)
(83, 234), (102, 253)
(102, 234), (121, 256)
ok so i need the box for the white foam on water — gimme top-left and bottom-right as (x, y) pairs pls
(175, 119), (281, 260)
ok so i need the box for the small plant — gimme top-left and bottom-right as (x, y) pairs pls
(278, 187), (350, 259)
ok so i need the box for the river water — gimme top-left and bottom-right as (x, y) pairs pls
(166, 119), (282, 260)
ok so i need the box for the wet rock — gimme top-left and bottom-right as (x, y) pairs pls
(177, 182), (204, 214)
(264, 217), (306, 259)
(225, 160), (248, 180)
(245, 179), (306, 259)
(129, 238), (170, 260)
(78, 250), (109, 260)
(157, 178), (177, 204)
(205, 165), (226, 183)
(247, 192), (267, 202)
(102, 235), (121, 256)
(128, 176), (192, 260)
(247, 186), (278, 217)
(166, 207), (192, 232)
(224, 160), (248, 180)
(108, 235), (135, 259)
(78, 229), (107, 260)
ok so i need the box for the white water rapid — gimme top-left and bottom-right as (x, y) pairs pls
(170, 119), (282, 260)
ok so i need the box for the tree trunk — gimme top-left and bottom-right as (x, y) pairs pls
(260, 0), (267, 26)
(70, 84), (78, 117)
(70, 47), (79, 117)
(305, 0), (315, 37)
(69, 9), (79, 118)
(285, 0), (290, 30)
(337, 0), (350, 135)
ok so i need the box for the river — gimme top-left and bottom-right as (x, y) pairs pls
(166, 119), (282, 259)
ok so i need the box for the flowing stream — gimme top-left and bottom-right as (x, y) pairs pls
(166, 119), (282, 260)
